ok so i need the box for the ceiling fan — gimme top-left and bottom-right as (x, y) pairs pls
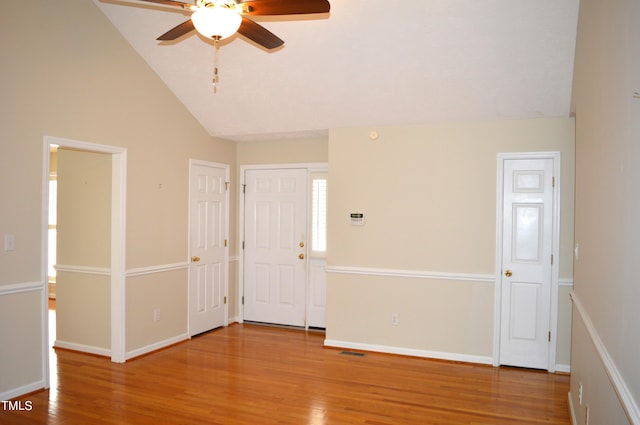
(130, 0), (331, 50)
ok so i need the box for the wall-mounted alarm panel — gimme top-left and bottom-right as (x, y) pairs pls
(350, 212), (365, 226)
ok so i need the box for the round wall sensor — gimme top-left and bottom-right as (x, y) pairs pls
(369, 131), (379, 140)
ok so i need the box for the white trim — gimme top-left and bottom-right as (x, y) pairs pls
(54, 340), (111, 357)
(125, 333), (189, 360)
(324, 339), (493, 365)
(111, 147), (127, 364)
(571, 291), (640, 424)
(556, 364), (571, 373)
(238, 163), (328, 326)
(55, 264), (111, 276)
(0, 281), (43, 296)
(326, 265), (495, 283)
(126, 262), (189, 277)
(41, 141), (52, 390)
(493, 151), (561, 372)
(0, 380), (46, 402)
(559, 278), (573, 287)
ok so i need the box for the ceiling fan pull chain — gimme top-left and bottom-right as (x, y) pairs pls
(212, 37), (221, 93)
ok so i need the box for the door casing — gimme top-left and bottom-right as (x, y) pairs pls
(494, 151), (561, 372)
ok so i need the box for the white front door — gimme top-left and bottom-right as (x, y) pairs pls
(189, 162), (228, 336)
(499, 157), (554, 369)
(243, 169), (307, 327)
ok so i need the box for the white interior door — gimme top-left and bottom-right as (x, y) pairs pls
(243, 168), (307, 327)
(499, 158), (554, 369)
(189, 162), (228, 336)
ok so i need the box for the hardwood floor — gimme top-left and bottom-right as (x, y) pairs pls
(4, 322), (570, 424)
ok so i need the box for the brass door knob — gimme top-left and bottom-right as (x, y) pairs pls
(192, 256), (200, 263)
(505, 269), (512, 277)
(298, 253), (305, 260)
(299, 241), (305, 248)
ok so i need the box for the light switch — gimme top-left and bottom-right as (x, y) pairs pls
(4, 234), (15, 251)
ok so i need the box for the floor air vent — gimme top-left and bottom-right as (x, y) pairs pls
(340, 351), (365, 357)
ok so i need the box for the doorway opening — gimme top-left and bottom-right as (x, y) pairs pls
(42, 136), (127, 389)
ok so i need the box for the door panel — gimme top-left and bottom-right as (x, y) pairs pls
(513, 204), (543, 261)
(189, 163), (228, 336)
(244, 169), (307, 327)
(500, 158), (553, 369)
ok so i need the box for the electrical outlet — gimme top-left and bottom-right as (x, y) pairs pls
(153, 308), (161, 322)
(585, 404), (590, 425)
(391, 313), (399, 326)
(578, 382), (583, 405)
(4, 234), (15, 251)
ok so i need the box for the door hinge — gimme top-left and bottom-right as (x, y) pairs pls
(242, 184), (247, 194)
(224, 296), (227, 304)
(224, 239), (228, 247)
(242, 295), (244, 305)
(548, 331), (551, 342)
(551, 254), (554, 265)
(242, 241), (245, 250)
(552, 177), (555, 188)
(225, 182), (230, 191)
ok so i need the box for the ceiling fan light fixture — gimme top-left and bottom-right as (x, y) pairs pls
(191, 6), (242, 40)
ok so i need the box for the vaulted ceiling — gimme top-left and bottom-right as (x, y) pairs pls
(94, 0), (579, 142)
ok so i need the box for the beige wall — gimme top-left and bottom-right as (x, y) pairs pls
(0, 291), (43, 394)
(236, 137), (328, 165)
(0, 0), (235, 397)
(126, 270), (188, 352)
(326, 118), (575, 365)
(570, 0), (639, 422)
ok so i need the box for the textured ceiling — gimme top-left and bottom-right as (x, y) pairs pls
(94, 0), (579, 142)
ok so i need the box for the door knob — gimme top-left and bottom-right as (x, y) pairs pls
(191, 256), (200, 263)
(299, 241), (305, 248)
(505, 269), (512, 277)
(298, 253), (305, 260)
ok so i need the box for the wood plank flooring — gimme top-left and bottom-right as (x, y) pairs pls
(3, 322), (570, 424)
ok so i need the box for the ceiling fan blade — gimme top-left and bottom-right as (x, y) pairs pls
(237, 17), (284, 49)
(157, 19), (195, 40)
(241, 0), (330, 16)
(137, 0), (193, 8)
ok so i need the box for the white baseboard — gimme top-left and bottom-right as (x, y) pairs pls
(125, 333), (189, 360)
(54, 340), (111, 357)
(556, 363), (571, 373)
(324, 339), (493, 365)
(0, 380), (46, 402)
